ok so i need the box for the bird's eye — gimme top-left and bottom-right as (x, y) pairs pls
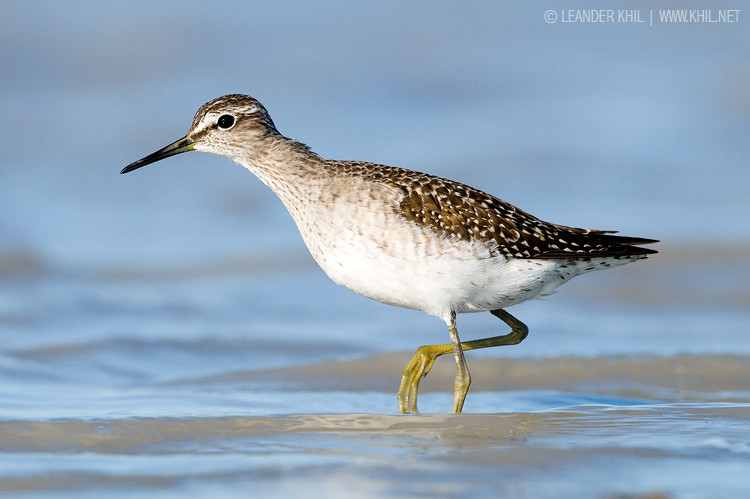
(217, 114), (235, 129)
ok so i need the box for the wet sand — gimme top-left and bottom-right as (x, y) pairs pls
(1, 353), (748, 498)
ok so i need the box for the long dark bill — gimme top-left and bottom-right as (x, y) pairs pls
(120, 136), (195, 174)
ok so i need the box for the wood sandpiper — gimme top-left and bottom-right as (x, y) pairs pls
(122, 94), (658, 414)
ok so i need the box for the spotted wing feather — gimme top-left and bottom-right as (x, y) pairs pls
(378, 167), (657, 259)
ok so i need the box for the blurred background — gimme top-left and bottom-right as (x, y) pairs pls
(1, 1), (749, 497)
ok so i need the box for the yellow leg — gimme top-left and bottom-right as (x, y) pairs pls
(397, 309), (529, 414)
(449, 320), (471, 414)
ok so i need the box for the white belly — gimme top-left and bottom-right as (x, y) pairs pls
(272, 174), (631, 321)
(309, 232), (606, 318)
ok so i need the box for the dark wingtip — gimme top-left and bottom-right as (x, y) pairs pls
(598, 234), (659, 256)
(634, 246), (659, 256)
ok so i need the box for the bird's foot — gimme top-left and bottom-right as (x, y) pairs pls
(397, 343), (453, 413)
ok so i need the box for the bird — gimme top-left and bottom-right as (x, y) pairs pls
(121, 94), (657, 414)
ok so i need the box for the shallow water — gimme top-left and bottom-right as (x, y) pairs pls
(2, 2), (750, 498)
